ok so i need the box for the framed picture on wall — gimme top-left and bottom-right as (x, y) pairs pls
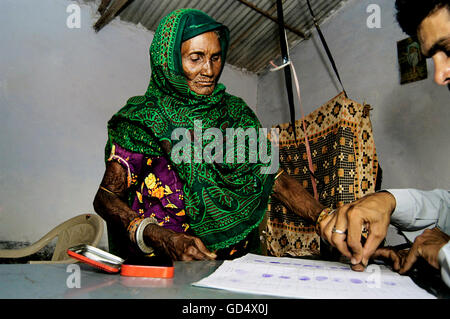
(397, 36), (428, 85)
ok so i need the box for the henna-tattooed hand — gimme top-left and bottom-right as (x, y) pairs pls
(144, 225), (216, 261)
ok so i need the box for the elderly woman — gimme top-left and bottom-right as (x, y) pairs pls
(93, 8), (324, 261)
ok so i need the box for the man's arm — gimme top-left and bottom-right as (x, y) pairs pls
(387, 189), (450, 241)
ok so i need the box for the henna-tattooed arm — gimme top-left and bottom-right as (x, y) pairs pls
(93, 161), (215, 260)
(271, 171), (325, 223)
(93, 161), (138, 229)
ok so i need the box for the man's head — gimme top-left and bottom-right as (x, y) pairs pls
(396, 0), (450, 88)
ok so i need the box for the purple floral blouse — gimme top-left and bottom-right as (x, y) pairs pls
(107, 143), (189, 234)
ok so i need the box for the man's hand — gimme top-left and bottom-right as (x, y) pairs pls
(144, 224), (217, 261)
(318, 192), (395, 270)
(372, 228), (449, 273)
(399, 227), (449, 273)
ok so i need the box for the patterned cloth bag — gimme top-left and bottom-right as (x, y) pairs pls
(264, 92), (380, 257)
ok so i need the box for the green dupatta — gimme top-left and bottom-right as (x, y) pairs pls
(106, 9), (276, 251)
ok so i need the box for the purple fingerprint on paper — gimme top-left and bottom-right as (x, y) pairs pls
(384, 281), (396, 286)
(315, 276), (328, 282)
(299, 276), (311, 281)
(333, 278), (344, 283)
(304, 264), (315, 268)
(270, 261), (281, 264)
(279, 276), (290, 280)
(254, 259), (265, 263)
(350, 278), (363, 284)
(235, 269), (247, 275)
(262, 274), (274, 278)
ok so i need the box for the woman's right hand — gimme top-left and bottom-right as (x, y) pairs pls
(144, 224), (217, 261)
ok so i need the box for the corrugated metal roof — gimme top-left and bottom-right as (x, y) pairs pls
(89, 0), (348, 74)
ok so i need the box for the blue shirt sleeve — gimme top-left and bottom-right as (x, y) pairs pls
(386, 189), (450, 240)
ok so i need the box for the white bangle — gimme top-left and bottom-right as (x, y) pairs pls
(135, 217), (158, 254)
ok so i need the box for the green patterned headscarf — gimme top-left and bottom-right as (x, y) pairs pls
(106, 8), (276, 251)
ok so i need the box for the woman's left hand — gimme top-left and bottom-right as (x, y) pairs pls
(144, 224), (217, 261)
(165, 231), (218, 261)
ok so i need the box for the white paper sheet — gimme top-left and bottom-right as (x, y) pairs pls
(193, 254), (435, 299)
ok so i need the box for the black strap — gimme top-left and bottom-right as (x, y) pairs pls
(276, 0), (325, 193)
(306, 0), (347, 97)
(276, 0), (299, 144)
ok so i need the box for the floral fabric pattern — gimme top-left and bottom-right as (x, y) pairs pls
(108, 143), (188, 233)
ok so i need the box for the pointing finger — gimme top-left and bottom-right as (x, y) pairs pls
(346, 206), (364, 265)
(361, 222), (387, 266)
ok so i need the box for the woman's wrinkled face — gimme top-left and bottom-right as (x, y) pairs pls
(181, 31), (222, 95)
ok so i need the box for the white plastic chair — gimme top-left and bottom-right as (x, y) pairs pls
(0, 214), (104, 264)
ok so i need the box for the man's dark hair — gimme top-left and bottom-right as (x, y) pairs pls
(395, 0), (450, 36)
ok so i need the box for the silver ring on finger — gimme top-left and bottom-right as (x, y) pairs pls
(332, 226), (347, 235)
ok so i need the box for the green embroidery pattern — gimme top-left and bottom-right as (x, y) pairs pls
(105, 9), (275, 250)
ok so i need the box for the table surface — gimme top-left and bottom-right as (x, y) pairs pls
(0, 260), (282, 299)
(0, 259), (448, 299)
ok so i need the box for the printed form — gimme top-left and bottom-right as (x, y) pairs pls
(193, 254), (435, 299)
